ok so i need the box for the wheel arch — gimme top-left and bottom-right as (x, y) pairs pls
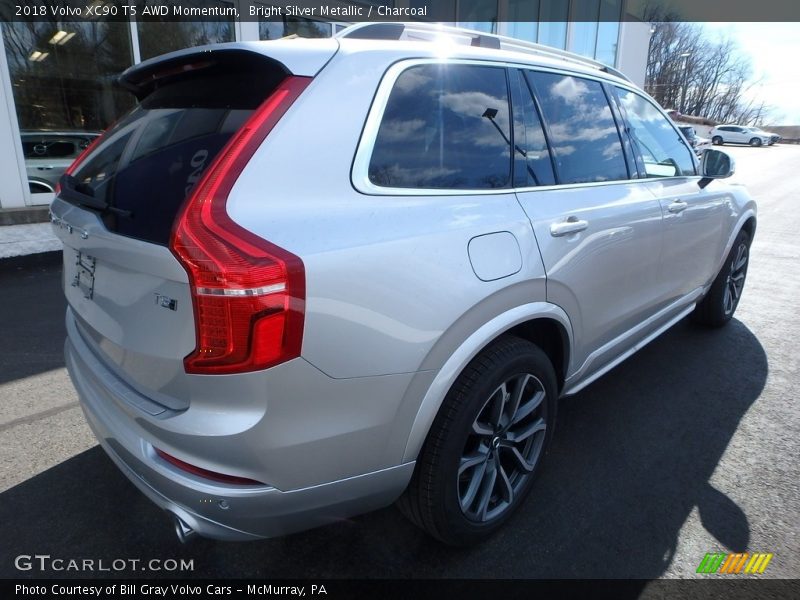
(401, 303), (573, 463)
(710, 209), (756, 281)
(740, 214), (757, 241)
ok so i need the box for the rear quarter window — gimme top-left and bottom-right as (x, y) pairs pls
(368, 63), (512, 190)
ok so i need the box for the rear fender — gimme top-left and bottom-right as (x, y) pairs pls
(401, 302), (572, 462)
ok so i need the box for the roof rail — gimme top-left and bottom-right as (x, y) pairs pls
(336, 22), (632, 83)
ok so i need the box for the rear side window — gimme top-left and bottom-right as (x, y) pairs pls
(526, 71), (628, 184)
(510, 70), (555, 187)
(61, 55), (287, 246)
(368, 64), (512, 190)
(615, 88), (696, 177)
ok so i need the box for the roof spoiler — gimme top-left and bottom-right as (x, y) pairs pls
(117, 48), (289, 100)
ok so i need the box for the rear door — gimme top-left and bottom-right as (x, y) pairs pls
(51, 49), (322, 410)
(731, 126), (747, 144)
(612, 86), (728, 302)
(512, 69), (665, 377)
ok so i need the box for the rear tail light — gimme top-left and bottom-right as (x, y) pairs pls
(155, 448), (263, 485)
(170, 76), (311, 375)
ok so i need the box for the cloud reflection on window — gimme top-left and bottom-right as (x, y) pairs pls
(369, 65), (512, 189)
(527, 71), (628, 184)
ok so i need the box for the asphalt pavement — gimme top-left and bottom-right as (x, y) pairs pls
(0, 145), (798, 581)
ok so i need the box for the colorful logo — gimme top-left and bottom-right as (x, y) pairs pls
(697, 552), (773, 574)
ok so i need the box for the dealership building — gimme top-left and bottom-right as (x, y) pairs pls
(0, 0), (651, 213)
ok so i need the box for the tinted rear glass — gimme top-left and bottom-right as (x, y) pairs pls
(526, 71), (628, 184)
(61, 57), (286, 246)
(369, 64), (512, 190)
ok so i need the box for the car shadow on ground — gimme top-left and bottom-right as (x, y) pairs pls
(0, 318), (767, 581)
(0, 253), (66, 385)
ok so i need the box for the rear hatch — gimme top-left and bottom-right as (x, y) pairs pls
(52, 43), (333, 411)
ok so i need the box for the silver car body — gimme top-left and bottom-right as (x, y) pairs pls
(52, 31), (757, 541)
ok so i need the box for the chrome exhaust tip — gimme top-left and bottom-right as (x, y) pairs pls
(172, 514), (197, 544)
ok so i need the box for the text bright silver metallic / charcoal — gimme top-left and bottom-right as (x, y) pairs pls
(51, 23), (756, 545)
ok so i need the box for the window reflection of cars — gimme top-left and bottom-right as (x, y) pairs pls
(21, 131), (100, 193)
(678, 126), (711, 157)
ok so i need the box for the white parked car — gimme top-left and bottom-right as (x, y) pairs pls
(752, 128), (780, 145)
(710, 125), (771, 147)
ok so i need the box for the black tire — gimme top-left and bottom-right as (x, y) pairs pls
(749, 137), (762, 147)
(398, 336), (557, 545)
(692, 230), (751, 327)
(712, 136), (723, 145)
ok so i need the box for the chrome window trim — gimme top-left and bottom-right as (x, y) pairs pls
(351, 58), (698, 197)
(513, 175), (701, 194)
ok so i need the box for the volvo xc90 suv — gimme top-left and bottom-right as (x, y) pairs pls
(51, 23), (756, 545)
(710, 124), (772, 147)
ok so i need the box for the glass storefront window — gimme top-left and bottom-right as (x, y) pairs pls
(457, 0), (497, 33)
(507, 0), (539, 43)
(2, 12), (135, 199)
(570, 0), (601, 58)
(3, 21), (133, 131)
(137, 1), (235, 60)
(259, 17), (332, 40)
(537, 0), (569, 49)
(595, 0), (622, 66)
(570, 22), (599, 58)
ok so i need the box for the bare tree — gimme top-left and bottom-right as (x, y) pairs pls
(644, 11), (773, 126)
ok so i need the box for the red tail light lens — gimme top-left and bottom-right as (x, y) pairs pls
(170, 76), (311, 375)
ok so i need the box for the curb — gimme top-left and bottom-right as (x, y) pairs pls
(0, 206), (50, 226)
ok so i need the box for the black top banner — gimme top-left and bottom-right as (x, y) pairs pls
(1, 0), (800, 23)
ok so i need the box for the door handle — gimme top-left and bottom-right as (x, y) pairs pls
(550, 216), (589, 237)
(667, 200), (688, 214)
(37, 166), (55, 170)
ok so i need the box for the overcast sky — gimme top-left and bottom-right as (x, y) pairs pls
(703, 22), (800, 125)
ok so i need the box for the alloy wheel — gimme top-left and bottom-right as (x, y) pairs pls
(724, 242), (748, 316)
(458, 373), (548, 522)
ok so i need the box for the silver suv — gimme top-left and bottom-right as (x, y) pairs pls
(51, 23), (756, 545)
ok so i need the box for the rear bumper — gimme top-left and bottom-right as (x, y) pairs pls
(64, 308), (415, 541)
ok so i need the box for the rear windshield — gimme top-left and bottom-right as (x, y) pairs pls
(59, 56), (287, 246)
